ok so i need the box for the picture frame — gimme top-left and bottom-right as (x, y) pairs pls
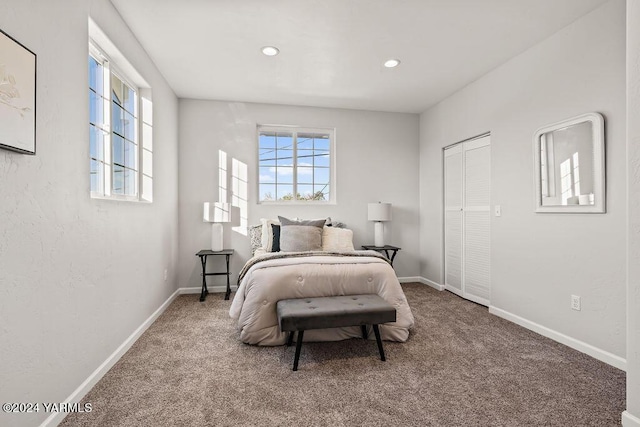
(0, 28), (36, 155)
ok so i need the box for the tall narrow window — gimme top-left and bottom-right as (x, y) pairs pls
(89, 41), (152, 201)
(89, 52), (109, 195)
(258, 125), (335, 203)
(111, 73), (137, 196)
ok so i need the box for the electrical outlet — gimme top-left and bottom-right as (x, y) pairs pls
(571, 295), (581, 311)
(164, 269), (168, 281)
(495, 205), (502, 217)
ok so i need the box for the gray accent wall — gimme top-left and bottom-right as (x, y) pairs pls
(0, 1), (179, 426)
(419, 0), (626, 359)
(178, 100), (420, 288)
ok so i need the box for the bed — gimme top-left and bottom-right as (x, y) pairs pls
(229, 216), (415, 346)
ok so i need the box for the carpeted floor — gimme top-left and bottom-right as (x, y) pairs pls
(60, 283), (625, 426)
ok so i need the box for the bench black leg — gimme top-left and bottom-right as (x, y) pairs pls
(293, 330), (304, 371)
(286, 331), (294, 346)
(373, 324), (386, 361)
(361, 325), (368, 339)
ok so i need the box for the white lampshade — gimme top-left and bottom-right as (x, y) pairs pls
(368, 202), (392, 222)
(203, 202), (231, 223)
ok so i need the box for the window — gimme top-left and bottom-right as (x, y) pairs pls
(89, 42), (152, 201)
(258, 125), (335, 203)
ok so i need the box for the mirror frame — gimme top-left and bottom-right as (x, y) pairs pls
(533, 112), (605, 213)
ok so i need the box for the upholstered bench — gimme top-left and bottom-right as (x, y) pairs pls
(276, 294), (397, 371)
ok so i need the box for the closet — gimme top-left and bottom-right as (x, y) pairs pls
(443, 134), (491, 306)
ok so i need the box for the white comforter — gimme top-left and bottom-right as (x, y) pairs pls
(229, 251), (415, 346)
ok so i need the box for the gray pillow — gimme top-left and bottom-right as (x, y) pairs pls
(278, 216), (326, 252)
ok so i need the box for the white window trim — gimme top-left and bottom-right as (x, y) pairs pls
(257, 124), (336, 205)
(89, 44), (112, 199)
(89, 40), (152, 203)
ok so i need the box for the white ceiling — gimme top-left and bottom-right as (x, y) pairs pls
(110, 0), (608, 114)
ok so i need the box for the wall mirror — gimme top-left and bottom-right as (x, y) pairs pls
(533, 112), (605, 213)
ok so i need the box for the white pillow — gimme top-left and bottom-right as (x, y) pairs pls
(322, 227), (355, 252)
(260, 218), (280, 252)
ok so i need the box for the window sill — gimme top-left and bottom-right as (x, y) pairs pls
(258, 200), (336, 206)
(90, 192), (152, 203)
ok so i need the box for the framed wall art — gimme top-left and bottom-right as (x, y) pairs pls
(0, 28), (36, 155)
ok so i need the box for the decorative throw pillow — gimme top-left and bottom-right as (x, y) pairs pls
(322, 227), (355, 252)
(249, 224), (263, 256)
(278, 216), (326, 252)
(271, 224), (281, 252)
(260, 218), (280, 252)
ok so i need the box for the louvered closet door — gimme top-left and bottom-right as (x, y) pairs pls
(444, 145), (464, 297)
(463, 136), (491, 306)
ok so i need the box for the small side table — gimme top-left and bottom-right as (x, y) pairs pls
(195, 249), (234, 301)
(361, 245), (401, 267)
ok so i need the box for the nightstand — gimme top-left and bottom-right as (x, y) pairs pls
(361, 245), (401, 267)
(195, 249), (234, 301)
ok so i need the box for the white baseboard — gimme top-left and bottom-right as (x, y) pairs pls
(397, 276), (423, 284)
(623, 411), (640, 427)
(41, 288), (182, 427)
(489, 306), (626, 371)
(398, 276), (445, 291)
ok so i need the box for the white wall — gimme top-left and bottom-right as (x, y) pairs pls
(0, 1), (179, 426)
(626, 0), (640, 423)
(419, 0), (626, 359)
(178, 100), (420, 289)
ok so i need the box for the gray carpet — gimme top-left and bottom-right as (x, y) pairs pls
(60, 284), (625, 426)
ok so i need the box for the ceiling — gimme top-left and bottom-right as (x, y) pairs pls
(110, 0), (608, 114)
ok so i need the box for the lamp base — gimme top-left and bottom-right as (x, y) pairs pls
(211, 223), (223, 252)
(374, 222), (384, 247)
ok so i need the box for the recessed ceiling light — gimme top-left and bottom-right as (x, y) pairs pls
(262, 46), (280, 56)
(384, 59), (401, 68)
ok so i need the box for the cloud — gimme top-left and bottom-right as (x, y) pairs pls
(260, 164), (313, 179)
(297, 162), (313, 176)
(269, 166), (291, 176)
(268, 163), (313, 176)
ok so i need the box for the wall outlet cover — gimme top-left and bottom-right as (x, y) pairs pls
(571, 295), (581, 311)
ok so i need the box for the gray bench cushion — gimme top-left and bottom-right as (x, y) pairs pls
(277, 294), (396, 332)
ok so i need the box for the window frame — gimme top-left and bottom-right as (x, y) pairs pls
(89, 41), (151, 202)
(109, 67), (139, 199)
(257, 125), (336, 204)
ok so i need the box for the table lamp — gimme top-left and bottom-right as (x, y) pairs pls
(367, 202), (392, 247)
(203, 202), (231, 251)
